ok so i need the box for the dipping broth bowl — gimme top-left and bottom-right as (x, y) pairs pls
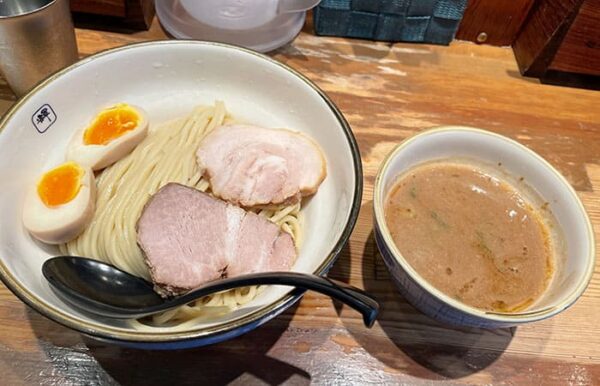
(373, 126), (595, 328)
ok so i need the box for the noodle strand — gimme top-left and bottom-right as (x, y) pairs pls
(61, 102), (302, 327)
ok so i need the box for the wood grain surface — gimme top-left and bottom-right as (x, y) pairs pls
(456, 0), (536, 46)
(70, 0), (126, 17)
(512, 0), (584, 76)
(550, 0), (600, 76)
(1, 16), (599, 386)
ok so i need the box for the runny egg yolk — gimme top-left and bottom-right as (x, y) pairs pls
(37, 162), (84, 207)
(83, 103), (140, 146)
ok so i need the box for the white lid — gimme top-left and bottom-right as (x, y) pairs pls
(156, 0), (321, 53)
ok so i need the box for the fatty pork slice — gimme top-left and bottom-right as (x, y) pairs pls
(196, 124), (326, 207)
(137, 183), (296, 297)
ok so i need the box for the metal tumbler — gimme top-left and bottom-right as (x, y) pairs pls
(0, 0), (79, 97)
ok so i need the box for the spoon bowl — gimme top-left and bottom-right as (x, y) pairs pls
(43, 256), (379, 327)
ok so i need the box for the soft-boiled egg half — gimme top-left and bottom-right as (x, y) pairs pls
(67, 103), (148, 170)
(22, 162), (95, 244)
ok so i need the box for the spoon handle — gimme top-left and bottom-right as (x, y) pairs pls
(173, 272), (380, 327)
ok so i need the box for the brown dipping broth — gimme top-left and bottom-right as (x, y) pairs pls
(384, 161), (554, 312)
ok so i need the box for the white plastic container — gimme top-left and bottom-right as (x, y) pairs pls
(156, 0), (321, 52)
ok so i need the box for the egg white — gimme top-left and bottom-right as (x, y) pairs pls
(22, 166), (96, 244)
(66, 104), (149, 171)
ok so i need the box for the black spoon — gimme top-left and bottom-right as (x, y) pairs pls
(42, 256), (379, 327)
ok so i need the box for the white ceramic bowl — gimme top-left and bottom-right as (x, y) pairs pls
(0, 41), (362, 348)
(156, 0), (321, 52)
(373, 127), (595, 328)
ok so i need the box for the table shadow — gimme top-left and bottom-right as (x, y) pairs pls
(28, 302), (311, 385)
(72, 13), (147, 35)
(0, 77), (16, 106)
(328, 201), (514, 380)
(505, 70), (541, 84)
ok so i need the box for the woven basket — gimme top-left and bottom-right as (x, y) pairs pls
(314, 0), (468, 45)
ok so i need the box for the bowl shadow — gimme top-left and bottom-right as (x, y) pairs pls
(27, 302), (312, 385)
(328, 201), (514, 380)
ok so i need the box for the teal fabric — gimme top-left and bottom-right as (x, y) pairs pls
(314, 0), (467, 45)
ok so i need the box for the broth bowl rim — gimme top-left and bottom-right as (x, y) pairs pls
(373, 125), (596, 323)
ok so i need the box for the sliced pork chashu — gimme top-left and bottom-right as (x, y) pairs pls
(137, 183), (296, 297)
(196, 124), (326, 207)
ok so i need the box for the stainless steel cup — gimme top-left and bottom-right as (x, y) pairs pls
(0, 0), (79, 97)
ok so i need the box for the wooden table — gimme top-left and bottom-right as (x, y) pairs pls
(1, 17), (599, 386)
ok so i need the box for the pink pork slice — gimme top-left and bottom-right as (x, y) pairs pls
(137, 183), (296, 297)
(196, 124), (327, 207)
